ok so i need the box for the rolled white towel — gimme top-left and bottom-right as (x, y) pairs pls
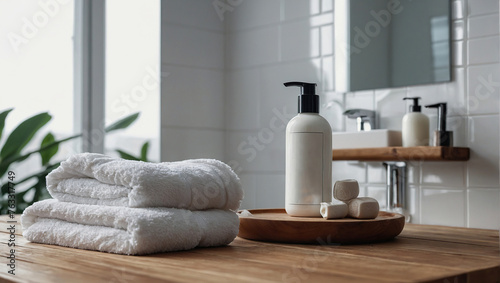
(47, 153), (243, 211)
(347, 197), (379, 219)
(21, 199), (239, 255)
(320, 200), (348, 219)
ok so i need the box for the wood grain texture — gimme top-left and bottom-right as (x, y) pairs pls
(332, 146), (470, 161)
(238, 209), (405, 244)
(0, 215), (498, 283)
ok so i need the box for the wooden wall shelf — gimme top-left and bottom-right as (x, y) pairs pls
(332, 146), (470, 162)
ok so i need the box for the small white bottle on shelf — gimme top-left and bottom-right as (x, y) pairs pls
(402, 97), (429, 147)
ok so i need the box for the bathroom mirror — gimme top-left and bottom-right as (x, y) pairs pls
(334, 0), (451, 92)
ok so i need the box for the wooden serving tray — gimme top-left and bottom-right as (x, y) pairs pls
(238, 209), (405, 244)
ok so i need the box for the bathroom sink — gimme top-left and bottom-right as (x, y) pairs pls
(332, 129), (402, 149)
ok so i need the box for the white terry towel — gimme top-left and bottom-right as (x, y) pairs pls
(21, 199), (239, 255)
(47, 153), (243, 211)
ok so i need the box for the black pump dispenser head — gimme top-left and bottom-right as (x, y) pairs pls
(403, 97), (422, 112)
(284, 81), (319, 113)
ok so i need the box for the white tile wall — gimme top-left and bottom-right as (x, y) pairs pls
(421, 188), (466, 227)
(160, 1), (225, 162)
(467, 0), (499, 17)
(468, 188), (500, 229)
(160, 0), (500, 229)
(467, 115), (500, 187)
(467, 63), (500, 115)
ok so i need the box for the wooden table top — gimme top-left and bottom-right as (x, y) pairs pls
(1, 215), (499, 283)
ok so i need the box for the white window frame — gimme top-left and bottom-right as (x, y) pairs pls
(74, 0), (106, 153)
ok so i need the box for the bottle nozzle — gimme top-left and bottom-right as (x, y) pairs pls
(284, 81), (319, 113)
(403, 97), (422, 112)
(284, 82), (317, 95)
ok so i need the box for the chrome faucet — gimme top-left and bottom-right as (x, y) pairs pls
(343, 109), (376, 131)
(383, 162), (409, 222)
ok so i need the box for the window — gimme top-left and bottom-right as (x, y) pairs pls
(1, 0), (160, 199)
(105, 0), (160, 161)
(0, 0), (76, 181)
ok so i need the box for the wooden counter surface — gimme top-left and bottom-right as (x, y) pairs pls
(1, 215), (499, 283)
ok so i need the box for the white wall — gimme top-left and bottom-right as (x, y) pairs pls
(160, 0), (225, 161)
(161, 0), (500, 229)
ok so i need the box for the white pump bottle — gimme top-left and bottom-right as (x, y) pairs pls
(284, 82), (332, 217)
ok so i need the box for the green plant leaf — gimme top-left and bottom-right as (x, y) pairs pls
(140, 141), (149, 161)
(40, 132), (58, 166)
(116, 149), (140, 161)
(0, 134), (79, 178)
(0, 108), (13, 143)
(105, 112), (139, 133)
(0, 112), (51, 161)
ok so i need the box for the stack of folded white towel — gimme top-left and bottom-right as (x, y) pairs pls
(21, 153), (243, 255)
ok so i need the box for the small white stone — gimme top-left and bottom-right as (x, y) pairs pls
(347, 197), (380, 219)
(320, 200), (348, 219)
(333, 179), (360, 201)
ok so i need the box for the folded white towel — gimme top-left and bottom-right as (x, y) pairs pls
(21, 199), (239, 255)
(47, 153), (243, 211)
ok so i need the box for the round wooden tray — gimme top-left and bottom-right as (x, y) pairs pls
(238, 209), (405, 244)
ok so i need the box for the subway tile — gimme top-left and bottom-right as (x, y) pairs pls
(407, 163), (420, 185)
(322, 56), (335, 92)
(161, 66), (224, 129)
(467, 115), (500, 187)
(321, 0), (333, 13)
(284, 0), (321, 21)
(281, 19), (320, 61)
(421, 188), (466, 227)
(452, 41), (465, 66)
(310, 13), (334, 27)
(467, 0), (499, 17)
(226, 130), (286, 173)
(225, 0), (280, 31)
(366, 162), (386, 184)
(357, 185), (368, 198)
(239, 174), (257, 210)
(467, 64), (500, 115)
(345, 90), (375, 111)
(447, 115), (468, 147)
(321, 92), (344, 132)
(468, 14), (500, 38)
(332, 161), (366, 184)
(259, 59), (321, 128)
(408, 186), (420, 224)
(421, 162), (466, 187)
(321, 24), (334, 56)
(161, 127), (225, 161)
(468, 36), (500, 65)
(375, 88), (406, 131)
(452, 0), (465, 20)
(226, 26), (280, 69)
(452, 20), (465, 41)
(225, 68), (260, 131)
(366, 186), (386, 210)
(446, 67), (467, 116)
(255, 174), (286, 208)
(161, 0), (224, 32)
(161, 25), (223, 69)
(467, 188), (500, 229)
